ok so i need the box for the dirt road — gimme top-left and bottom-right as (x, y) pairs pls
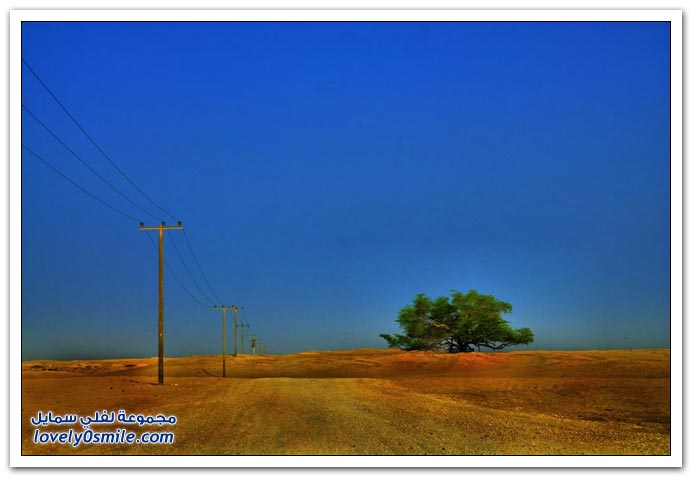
(21, 349), (670, 455)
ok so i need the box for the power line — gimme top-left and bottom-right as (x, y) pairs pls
(23, 104), (162, 222)
(167, 230), (216, 307)
(23, 58), (228, 314)
(22, 58), (180, 222)
(22, 144), (141, 223)
(144, 231), (213, 309)
(182, 229), (224, 304)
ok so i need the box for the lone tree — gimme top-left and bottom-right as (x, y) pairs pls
(380, 290), (534, 352)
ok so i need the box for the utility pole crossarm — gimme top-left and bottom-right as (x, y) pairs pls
(139, 221), (183, 231)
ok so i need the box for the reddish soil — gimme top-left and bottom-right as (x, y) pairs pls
(21, 348), (670, 455)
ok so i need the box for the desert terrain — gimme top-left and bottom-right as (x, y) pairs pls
(21, 348), (670, 455)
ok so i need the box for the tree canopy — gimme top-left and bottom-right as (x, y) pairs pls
(380, 290), (534, 352)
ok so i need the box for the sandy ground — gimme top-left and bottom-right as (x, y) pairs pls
(21, 348), (670, 455)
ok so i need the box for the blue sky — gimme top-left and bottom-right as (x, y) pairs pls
(21, 21), (670, 359)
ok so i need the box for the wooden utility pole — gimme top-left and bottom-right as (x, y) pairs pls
(232, 306), (244, 356)
(214, 305), (237, 377)
(139, 221), (183, 385)
(240, 322), (250, 354)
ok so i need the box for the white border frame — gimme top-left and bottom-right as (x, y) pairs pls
(10, 9), (682, 468)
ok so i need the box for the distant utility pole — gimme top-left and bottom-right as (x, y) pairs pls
(250, 335), (257, 355)
(214, 305), (238, 377)
(139, 221), (184, 385)
(232, 306), (244, 357)
(240, 322), (250, 354)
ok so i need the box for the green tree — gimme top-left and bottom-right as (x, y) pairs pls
(380, 290), (534, 352)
